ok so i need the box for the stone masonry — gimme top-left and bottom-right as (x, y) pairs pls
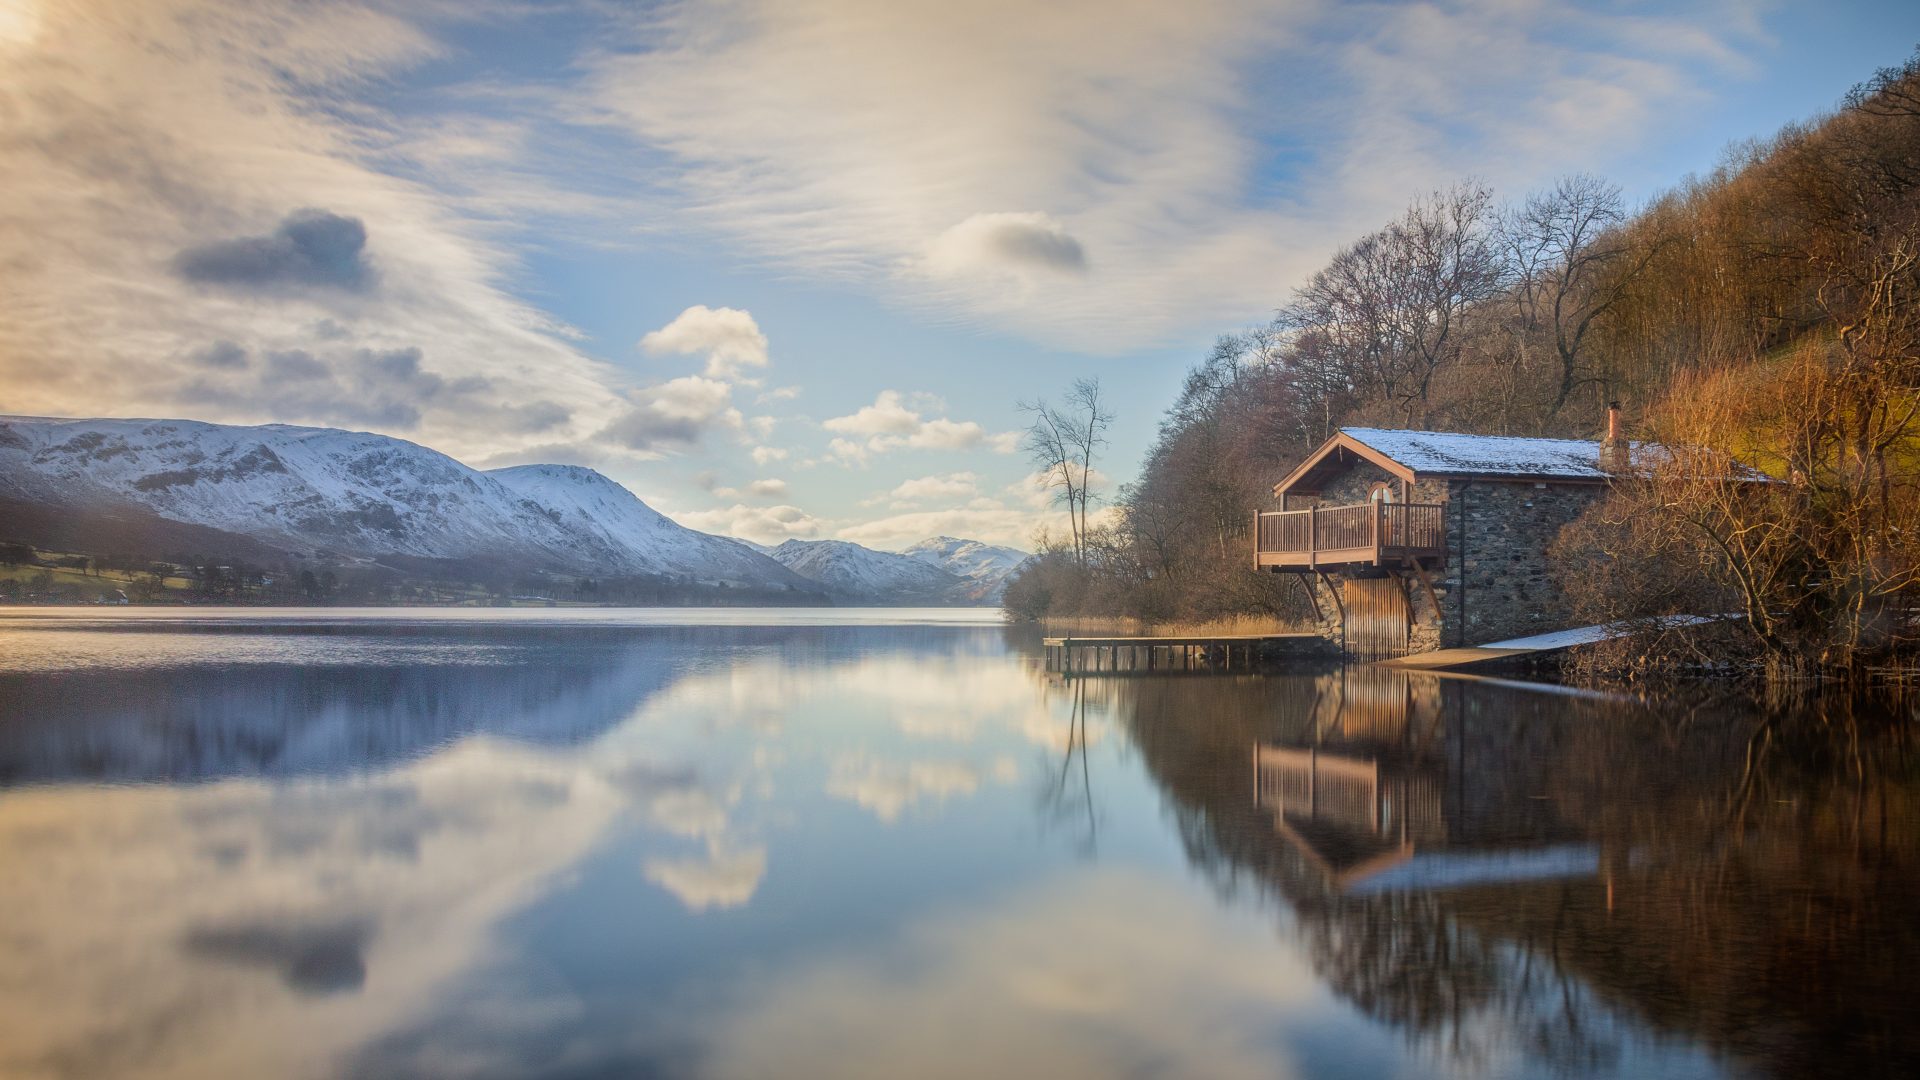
(1287, 465), (1606, 655)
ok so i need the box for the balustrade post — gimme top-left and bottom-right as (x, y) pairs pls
(1308, 505), (1318, 557)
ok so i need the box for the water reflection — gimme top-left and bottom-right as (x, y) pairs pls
(1252, 670), (1595, 894)
(0, 615), (1912, 1078)
(1116, 666), (1920, 1078)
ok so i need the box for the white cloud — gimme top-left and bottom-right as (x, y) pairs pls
(745, 478), (788, 498)
(0, 737), (634, 1080)
(700, 870), (1327, 1079)
(1010, 467), (1110, 510)
(640, 304), (771, 380)
(822, 391), (1017, 460)
(823, 389), (921, 437)
(599, 375), (744, 455)
(833, 465), (1105, 548)
(837, 506), (1059, 552)
(827, 437), (872, 467)
(714, 476), (787, 499)
(583, 0), (1765, 349)
(907, 418), (994, 451)
(926, 211), (1087, 279)
(648, 375), (735, 420)
(873, 472), (979, 508)
(825, 756), (986, 824)
(643, 843), (768, 913)
(674, 503), (822, 546)
(750, 445), (790, 465)
(0, 0), (635, 463)
(642, 786), (733, 840)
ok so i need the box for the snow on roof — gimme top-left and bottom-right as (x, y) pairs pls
(1341, 427), (1615, 480)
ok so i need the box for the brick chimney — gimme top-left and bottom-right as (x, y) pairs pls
(1600, 401), (1630, 474)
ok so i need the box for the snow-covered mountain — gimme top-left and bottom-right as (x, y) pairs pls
(0, 416), (809, 589)
(768, 539), (969, 604)
(487, 464), (803, 586)
(902, 536), (1031, 603)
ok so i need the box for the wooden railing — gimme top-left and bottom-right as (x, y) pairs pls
(1253, 501), (1446, 568)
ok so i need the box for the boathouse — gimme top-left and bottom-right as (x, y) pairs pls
(1256, 414), (1634, 657)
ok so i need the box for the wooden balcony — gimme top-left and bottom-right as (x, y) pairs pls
(1254, 501), (1446, 571)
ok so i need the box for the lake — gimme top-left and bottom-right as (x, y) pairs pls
(0, 608), (1913, 1079)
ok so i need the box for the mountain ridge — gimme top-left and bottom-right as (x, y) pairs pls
(901, 536), (1031, 602)
(0, 415), (807, 589)
(767, 538), (968, 604)
(0, 414), (1024, 605)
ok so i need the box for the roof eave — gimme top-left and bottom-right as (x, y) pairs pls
(1272, 432), (1416, 498)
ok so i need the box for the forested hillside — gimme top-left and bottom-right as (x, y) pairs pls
(1009, 51), (1920, 675)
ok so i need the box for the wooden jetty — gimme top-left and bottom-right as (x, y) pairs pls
(1043, 633), (1321, 676)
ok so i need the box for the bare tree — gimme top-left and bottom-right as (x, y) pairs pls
(1283, 182), (1503, 424)
(1501, 175), (1657, 419)
(1020, 377), (1113, 565)
(1843, 45), (1920, 118)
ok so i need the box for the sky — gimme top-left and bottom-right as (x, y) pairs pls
(2, 0), (1917, 551)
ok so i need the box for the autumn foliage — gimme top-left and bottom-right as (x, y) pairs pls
(1013, 50), (1920, 675)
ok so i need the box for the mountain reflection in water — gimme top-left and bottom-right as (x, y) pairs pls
(0, 611), (1912, 1079)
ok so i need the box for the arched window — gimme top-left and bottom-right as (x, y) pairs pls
(1368, 481), (1396, 504)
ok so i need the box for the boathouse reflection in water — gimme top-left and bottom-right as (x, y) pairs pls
(1104, 663), (1919, 1078)
(0, 615), (1913, 1079)
(1252, 670), (1596, 895)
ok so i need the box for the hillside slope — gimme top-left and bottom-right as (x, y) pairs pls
(0, 416), (805, 588)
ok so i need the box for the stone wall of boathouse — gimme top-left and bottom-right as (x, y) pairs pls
(1435, 478), (1602, 648)
(1289, 475), (1606, 656)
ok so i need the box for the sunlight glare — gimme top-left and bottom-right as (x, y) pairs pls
(0, 0), (42, 50)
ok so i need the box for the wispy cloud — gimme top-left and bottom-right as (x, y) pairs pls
(0, 0), (1791, 547)
(0, 0), (632, 464)
(582, 0), (1764, 349)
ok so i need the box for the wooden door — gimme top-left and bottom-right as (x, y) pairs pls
(1344, 577), (1410, 658)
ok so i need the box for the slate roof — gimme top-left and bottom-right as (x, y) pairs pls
(1341, 427), (1617, 480)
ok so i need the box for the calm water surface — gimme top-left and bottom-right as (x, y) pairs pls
(0, 608), (1914, 1079)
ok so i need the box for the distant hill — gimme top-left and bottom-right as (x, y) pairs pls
(902, 536), (1030, 603)
(0, 415), (814, 595)
(0, 415), (1038, 608)
(768, 538), (971, 604)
